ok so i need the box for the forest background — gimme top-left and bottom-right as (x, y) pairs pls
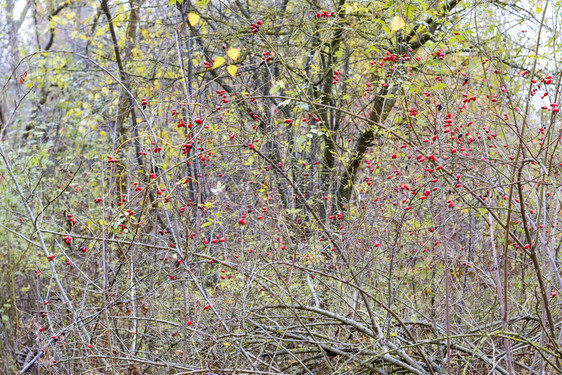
(1, 0), (562, 373)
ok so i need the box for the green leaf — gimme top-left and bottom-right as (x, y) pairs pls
(296, 135), (308, 147)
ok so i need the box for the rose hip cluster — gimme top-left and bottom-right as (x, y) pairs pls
(432, 49), (445, 60)
(250, 19), (262, 33)
(332, 70), (339, 85)
(262, 50), (272, 63)
(316, 10), (334, 18)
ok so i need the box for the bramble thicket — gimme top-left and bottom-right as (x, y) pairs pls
(1, 0), (562, 373)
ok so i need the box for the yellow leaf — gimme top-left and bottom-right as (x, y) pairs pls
(535, 6), (541, 13)
(227, 65), (238, 77)
(227, 48), (240, 61)
(100, 130), (106, 136)
(188, 13), (200, 26)
(390, 16), (405, 31)
(212, 56), (225, 69)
